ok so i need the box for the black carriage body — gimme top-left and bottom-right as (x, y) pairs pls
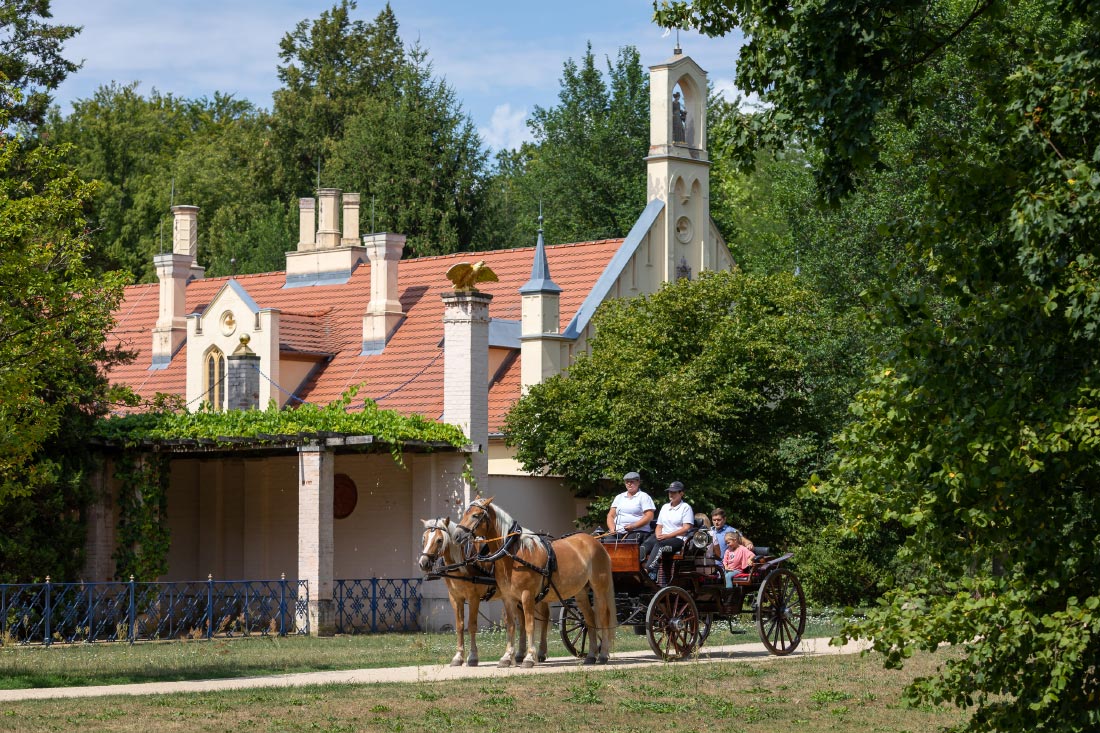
(559, 533), (807, 660)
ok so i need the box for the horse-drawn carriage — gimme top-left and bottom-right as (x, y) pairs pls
(419, 498), (806, 666)
(558, 525), (807, 661)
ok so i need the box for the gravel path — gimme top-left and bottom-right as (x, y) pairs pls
(0, 637), (870, 702)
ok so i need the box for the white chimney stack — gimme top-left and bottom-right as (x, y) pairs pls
(298, 197), (316, 251)
(361, 232), (406, 354)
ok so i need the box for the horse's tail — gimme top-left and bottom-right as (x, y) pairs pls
(590, 536), (617, 658)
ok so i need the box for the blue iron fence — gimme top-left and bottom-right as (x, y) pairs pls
(0, 577), (309, 645)
(334, 578), (421, 633)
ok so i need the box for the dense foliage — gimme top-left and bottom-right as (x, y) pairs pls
(506, 270), (861, 544)
(0, 0), (80, 129)
(660, 0), (1100, 730)
(477, 45), (650, 249)
(95, 388), (467, 455)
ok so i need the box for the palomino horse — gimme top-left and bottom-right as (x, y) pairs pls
(457, 497), (616, 667)
(418, 517), (548, 666)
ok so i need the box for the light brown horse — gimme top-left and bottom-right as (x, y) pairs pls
(457, 497), (616, 667)
(418, 517), (548, 666)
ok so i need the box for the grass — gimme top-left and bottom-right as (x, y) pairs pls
(0, 611), (851, 690)
(0, 648), (967, 732)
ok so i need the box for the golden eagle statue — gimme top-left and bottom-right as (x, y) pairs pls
(445, 260), (499, 292)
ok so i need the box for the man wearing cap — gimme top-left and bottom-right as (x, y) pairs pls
(642, 481), (695, 578)
(607, 471), (656, 537)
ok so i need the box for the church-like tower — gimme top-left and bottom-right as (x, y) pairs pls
(646, 49), (715, 283)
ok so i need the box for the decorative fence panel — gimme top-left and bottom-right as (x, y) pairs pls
(334, 578), (422, 633)
(0, 578), (309, 646)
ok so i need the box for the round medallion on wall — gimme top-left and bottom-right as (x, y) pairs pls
(220, 310), (237, 337)
(675, 216), (694, 244)
(333, 473), (358, 519)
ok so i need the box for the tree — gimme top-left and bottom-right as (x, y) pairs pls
(326, 45), (488, 257)
(0, 93), (129, 507)
(272, 1), (404, 196)
(659, 1), (1100, 729)
(0, 0), (80, 129)
(506, 270), (856, 543)
(45, 85), (284, 281)
(482, 45), (649, 248)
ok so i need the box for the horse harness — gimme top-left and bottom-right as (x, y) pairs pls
(475, 520), (561, 604)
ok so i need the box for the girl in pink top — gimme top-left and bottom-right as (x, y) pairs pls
(723, 531), (755, 588)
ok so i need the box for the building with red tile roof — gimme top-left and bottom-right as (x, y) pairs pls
(89, 51), (733, 634)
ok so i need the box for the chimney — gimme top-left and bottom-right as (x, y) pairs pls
(226, 335), (261, 410)
(285, 190), (368, 287)
(316, 188), (341, 249)
(341, 193), (360, 245)
(361, 233), (406, 354)
(298, 197), (316, 251)
(442, 290), (492, 498)
(151, 205), (203, 368)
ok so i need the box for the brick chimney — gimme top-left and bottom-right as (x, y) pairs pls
(361, 233), (406, 354)
(151, 205), (205, 369)
(442, 290), (492, 502)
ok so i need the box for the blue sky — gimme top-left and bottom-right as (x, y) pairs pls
(48, 0), (744, 151)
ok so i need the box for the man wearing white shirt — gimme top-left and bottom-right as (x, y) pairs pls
(642, 481), (694, 577)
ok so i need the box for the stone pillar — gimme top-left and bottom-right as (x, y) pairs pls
(441, 290), (492, 504)
(298, 197), (316, 251)
(341, 193), (360, 245)
(298, 445), (335, 635)
(81, 458), (116, 581)
(226, 335), (261, 410)
(316, 188), (341, 249)
(412, 452), (478, 630)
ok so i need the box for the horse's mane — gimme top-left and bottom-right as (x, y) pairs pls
(484, 501), (539, 554)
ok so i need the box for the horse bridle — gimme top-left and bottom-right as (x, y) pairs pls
(456, 499), (491, 539)
(419, 519), (450, 567)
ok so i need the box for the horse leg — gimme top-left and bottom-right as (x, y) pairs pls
(520, 592), (540, 668)
(446, 585), (464, 664)
(466, 594), (479, 667)
(575, 589), (600, 665)
(535, 601), (549, 662)
(594, 571), (617, 664)
(514, 599), (530, 663)
(498, 598), (517, 667)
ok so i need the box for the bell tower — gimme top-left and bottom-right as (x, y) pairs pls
(646, 49), (714, 283)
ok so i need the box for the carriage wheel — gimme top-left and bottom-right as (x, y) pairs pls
(558, 602), (589, 658)
(698, 613), (713, 646)
(646, 586), (700, 661)
(755, 567), (806, 655)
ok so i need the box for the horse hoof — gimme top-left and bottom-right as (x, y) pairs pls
(522, 658), (535, 668)
(597, 655), (609, 665)
(468, 659), (478, 667)
(583, 656), (596, 666)
(498, 658), (513, 668)
(450, 659), (463, 667)
(538, 654), (547, 663)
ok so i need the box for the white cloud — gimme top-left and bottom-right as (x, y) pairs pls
(479, 103), (530, 152)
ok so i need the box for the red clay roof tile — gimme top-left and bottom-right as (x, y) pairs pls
(105, 239), (623, 432)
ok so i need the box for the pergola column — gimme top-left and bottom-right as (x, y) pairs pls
(298, 444), (335, 635)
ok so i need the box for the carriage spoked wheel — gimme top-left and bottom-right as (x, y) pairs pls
(558, 602), (590, 658)
(645, 586), (700, 660)
(697, 613), (713, 646)
(755, 567), (807, 655)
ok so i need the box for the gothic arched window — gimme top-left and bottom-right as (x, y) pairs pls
(205, 347), (226, 410)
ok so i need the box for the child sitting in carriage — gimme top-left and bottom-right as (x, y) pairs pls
(722, 530), (755, 587)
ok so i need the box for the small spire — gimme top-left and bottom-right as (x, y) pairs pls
(520, 208), (561, 295)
